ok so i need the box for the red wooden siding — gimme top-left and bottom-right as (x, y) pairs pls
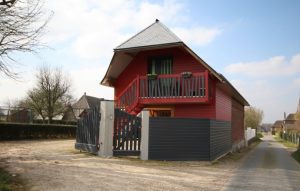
(231, 99), (245, 143)
(172, 48), (206, 74)
(114, 53), (147, 98)
(174, 104), (215, 119)
(215, 88), (232, 121)
(114, 47), (207, 98)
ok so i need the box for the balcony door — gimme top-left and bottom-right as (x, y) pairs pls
(147, 56), (173, 97)
(148, 56), (173, 75)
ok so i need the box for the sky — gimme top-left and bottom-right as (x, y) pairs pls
(0, 0), (300, 123)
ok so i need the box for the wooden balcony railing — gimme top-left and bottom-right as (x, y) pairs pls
(116, 71), (209, 113)
(115, 76), (139, 111)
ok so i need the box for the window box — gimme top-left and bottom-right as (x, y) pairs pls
(147, 74), (158, 80)
(181, 72), (192, 78)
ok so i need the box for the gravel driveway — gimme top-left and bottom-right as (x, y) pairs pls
(0, 140), (235, 191)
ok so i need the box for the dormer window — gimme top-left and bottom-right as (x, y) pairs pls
(148, 56), (173, 75)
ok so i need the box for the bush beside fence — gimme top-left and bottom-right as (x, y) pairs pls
(0, 122), (76, 140)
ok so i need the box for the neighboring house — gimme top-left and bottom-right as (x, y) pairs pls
(8, 108), (31, 123)
(272, 120), (284, 134)
(284, 113), (300, 132)
(282, 98), (300, 132)
(0, 108), (7, 122)
(272, 98), (300, 134)
(61, 105), (77, 122)
(101, 20), (249, 152)
(63, 93), (105, 121)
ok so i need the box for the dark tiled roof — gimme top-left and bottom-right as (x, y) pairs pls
(286, 113), (296, 121)
(85, 95), (104, 109)
(72, 94), (104, 109)
(273, 120), (283, 128)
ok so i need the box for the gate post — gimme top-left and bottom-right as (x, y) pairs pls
(141, 110), (149, 160)
(98, 101), (114, 157)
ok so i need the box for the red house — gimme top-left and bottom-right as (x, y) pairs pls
(101, 20), (249, 153)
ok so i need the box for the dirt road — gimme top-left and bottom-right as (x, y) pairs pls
(0, 140), (235, 191)
(224, 134), (300, 191)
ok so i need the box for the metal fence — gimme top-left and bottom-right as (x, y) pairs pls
(280, 131), (300, 146)
(75, 106), (100, 154)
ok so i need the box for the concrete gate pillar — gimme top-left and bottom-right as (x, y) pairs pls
(98, 101), (114, 157)
(141, 110), (149, 160)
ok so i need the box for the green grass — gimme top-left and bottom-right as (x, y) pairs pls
(292, 150), (300, 163)
(0, 168), (12, 191)
(273, 135), (298, 148)
(256, 132), (263, 139)
(0, 168), (26, 191)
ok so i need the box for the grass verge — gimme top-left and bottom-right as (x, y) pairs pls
(0, 168), (12, 191)
(0, 168), (26, 191)
(273, 135), (298, 148)
(273, 134), (300, 163)
(291, 150), (300, 163)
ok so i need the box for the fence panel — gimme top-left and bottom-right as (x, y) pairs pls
(75, 106), (100, 154)
(113, 109), (141, 156)
(281, 132), (300, 145)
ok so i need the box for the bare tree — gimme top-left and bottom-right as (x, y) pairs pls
(0, 0), (16, 7)
(245, 106), (264, 129)
(0, 0), (52, 78)
(26, 65), (73, 123)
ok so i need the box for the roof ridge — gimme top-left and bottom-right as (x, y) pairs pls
(115, 19), (182, 50)
(115, 21), (158, 50)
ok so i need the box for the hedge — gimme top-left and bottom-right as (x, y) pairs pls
(0, 122), (76, 140)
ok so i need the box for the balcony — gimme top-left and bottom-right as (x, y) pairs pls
(116, 71), (210, 114)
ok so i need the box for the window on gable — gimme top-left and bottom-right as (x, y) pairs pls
(148, 56), (173, 75)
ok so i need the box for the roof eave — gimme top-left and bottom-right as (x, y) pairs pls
(181, 44), (224, 83)
(101, 42), (185, 87)
(114, 42), (184, 52)
(219, 74), (250, 106)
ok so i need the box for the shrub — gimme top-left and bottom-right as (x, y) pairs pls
(0, 122), (76, 140)
(256, 132), (263, 138)
(292, 150), (300, 163)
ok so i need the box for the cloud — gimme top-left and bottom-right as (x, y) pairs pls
(0, 74), (35, 105)
(44, 0), (221, 60)
(224, 53), (300, 77)
(69, 66), (114, 99)
(226, 53), (300, 122)
(229, 78), (299, 123)
(1, 0), (223, 105)
(293, 78), (300, 87)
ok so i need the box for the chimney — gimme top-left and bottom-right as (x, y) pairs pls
(284, 112), (286, 120)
